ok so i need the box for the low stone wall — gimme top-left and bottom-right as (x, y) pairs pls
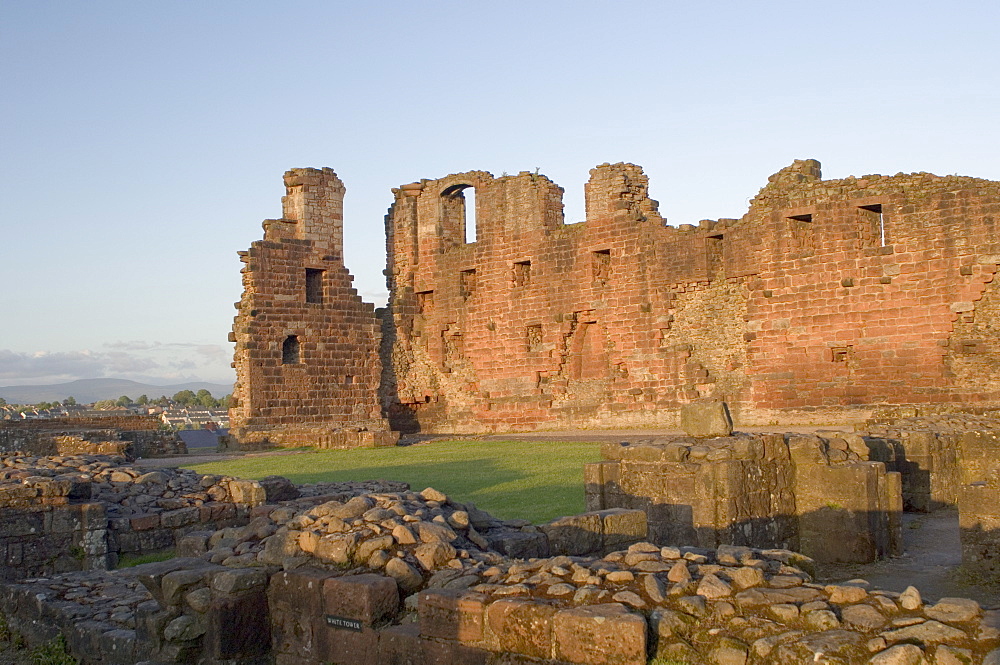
(5, 541), (1000, 664)
(585, 432), (902, 563)
(861, 414), (1000, 574)
(0, 417), (186, 458)
(0, 454), (265, 579)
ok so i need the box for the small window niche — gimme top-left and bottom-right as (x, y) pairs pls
(706, 234), (724, 275)
(831, 346), (851, 363)
(526, 323), (543, 352)
(416, 290), (434, 314)
(305, 268), (324, 304)
(460, 269), (477, 301)
(592, 249), (611, 285)
(787, 213), (815, 253)
(858, 204), (886, 247)
(281, 335), (301, 364)
(513, 260), (531, 288)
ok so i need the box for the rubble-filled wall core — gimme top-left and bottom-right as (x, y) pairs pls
(382, 160), (1000, 432)
(230, 168), (397, 448)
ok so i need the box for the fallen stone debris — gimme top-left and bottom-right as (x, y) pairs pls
(0, 450), (997, 664)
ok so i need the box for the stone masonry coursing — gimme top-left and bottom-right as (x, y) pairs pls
(0, 454), (271, 580)
(382, 160), (1000, 433)
(586, 413), (1000, 572)
(230, 168), (398, 448)
(3, 479), (1000, 665)
(0, 416), (186, 458)
(585, 432), (903, 565)
(230, 160), (1000, 443)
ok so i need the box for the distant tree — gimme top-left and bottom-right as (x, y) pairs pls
(94, 399), (116, 410)
(0, 398), (8, 407)
(116, 395), (132, 407)
(172, 390), (196, 406)
(155, 395), (170, 407)
(63, 396), (76, 406)
(218, 394), (232, 409)
(195, 389), (217, 408)
(136, 394), (149, 405)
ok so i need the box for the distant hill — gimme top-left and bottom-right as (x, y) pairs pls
(0, 378), (234, 405)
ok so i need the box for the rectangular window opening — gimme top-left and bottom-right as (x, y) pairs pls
(513, 261), (532, 287)
(305, 269), (324, 304)
(282, 335), (300, 364)
(859, 204), (885, 247)
(592, 249), (611, 285)
(460, 269), (477, 301)
(831, 346), (850, 363)
(416, 290), (434, 314)
(526, 324), (543, 352)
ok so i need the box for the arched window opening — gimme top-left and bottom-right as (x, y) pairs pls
(281, 335), (300, 364)
(440, 184), (477, 244)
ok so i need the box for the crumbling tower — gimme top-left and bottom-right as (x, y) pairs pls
(229, 168), (397, 448)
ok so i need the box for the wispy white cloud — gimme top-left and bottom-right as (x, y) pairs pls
(0, 342), (234, 386)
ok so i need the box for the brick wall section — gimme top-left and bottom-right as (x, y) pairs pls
(230, 168), (396, 447)
(382, 160), (1000, 432)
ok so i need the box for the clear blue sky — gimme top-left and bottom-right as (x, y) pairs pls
(2, 1), (998, 386)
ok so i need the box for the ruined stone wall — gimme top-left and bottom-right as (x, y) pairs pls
(738, 161), (1000, 424)
(0, 454), (267, 580)
(585, 433), (902, 564)
(0, 417), (184, 458)
(230, 168), (397, 448)
(4, 480), (999, 665)
(383, 161), (1000, 432)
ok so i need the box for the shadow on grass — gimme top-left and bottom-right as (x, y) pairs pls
(273, 456), (521, 492)
(186, 439), (600, 523)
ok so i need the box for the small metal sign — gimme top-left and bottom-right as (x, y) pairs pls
(325, 615), (364, 632)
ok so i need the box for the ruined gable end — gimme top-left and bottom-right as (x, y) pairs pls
(229, 167), (398, 449)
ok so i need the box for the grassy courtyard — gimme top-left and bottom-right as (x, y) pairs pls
(184, 439), (602, 524)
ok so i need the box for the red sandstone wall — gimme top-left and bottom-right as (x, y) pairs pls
(230, 168), (391, 446)
(383, 161), (1000, 431)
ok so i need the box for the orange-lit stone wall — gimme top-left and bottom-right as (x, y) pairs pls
(383, 160), (1000, 432)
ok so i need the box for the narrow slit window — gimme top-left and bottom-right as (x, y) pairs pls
(305, 268), (324, 304)
(526, 324), (543, 352)
(281, 335), (300, 364)
(464, 187), (477, 243)
(460, 269), (477, 301)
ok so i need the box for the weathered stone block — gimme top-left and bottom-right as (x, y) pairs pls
(322, 574), (399, 625)
(552, 603), (646, 665)
(418, 588), (486, 644)
(485, 599), (556, 659)
(680, 401), (733, 437)
(540, 512), (602, 556)
(377, 623), (424, 665)
(204, 587), (271, 660)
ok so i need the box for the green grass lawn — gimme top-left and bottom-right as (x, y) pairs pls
(184, 440), (602, 524)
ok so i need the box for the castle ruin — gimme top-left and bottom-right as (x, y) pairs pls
(231, 159), (1000, 442)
